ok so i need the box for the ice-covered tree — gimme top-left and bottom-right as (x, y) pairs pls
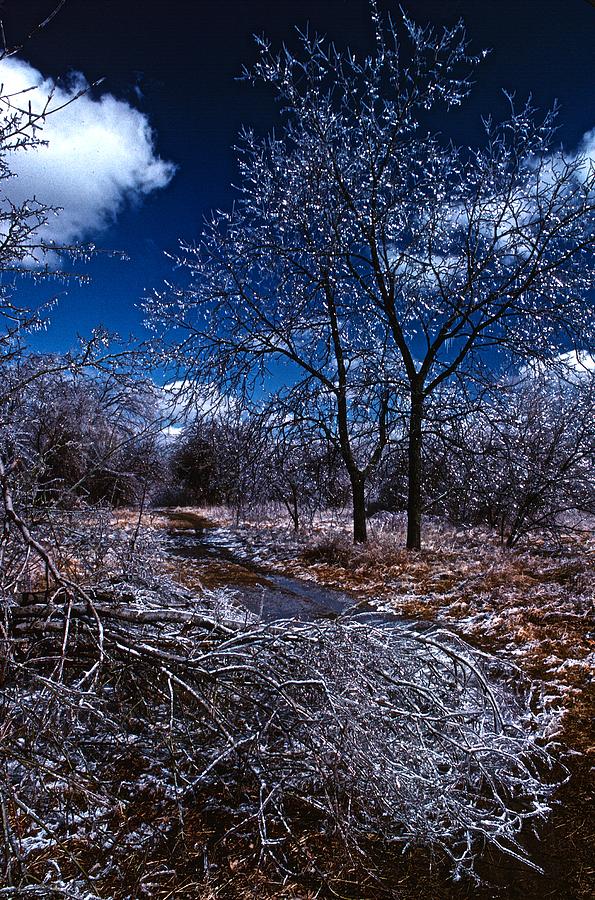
(442, 361), (595, 545)
(152, 2), (595, 546)
(0, 19), (161, 590)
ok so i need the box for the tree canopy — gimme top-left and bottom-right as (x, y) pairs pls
(154, 2), (595, 547)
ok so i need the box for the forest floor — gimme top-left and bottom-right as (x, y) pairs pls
(17, 507), (590, 899)
(131, 506), (594, 900)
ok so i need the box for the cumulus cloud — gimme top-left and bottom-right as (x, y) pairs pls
(577, 127), (595, 180)
(157, 380), (242, 440)
(0, 57), (175, 252)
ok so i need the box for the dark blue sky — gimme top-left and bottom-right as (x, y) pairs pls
(3, 0), (595, 350)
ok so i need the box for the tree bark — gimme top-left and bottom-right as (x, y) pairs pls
(289, 484), (299, 532)
(406, 391), (424, 550)
(351, 473), (367, 544)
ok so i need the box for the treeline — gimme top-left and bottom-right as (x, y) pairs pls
(167, 365), (594, 546)
(2, 352), (164, 510)
(4, 353), (592, 548)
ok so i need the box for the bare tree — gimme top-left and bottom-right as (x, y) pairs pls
(15, 363), (164, 507)
(254, 406), (350, 530)
(440, 362), (595, 545)
(152, 2), (595, 548)
(169, 406), (269, 519)
(154, 257), (395, 541)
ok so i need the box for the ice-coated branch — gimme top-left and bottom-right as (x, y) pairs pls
(1, 576), (561, 892)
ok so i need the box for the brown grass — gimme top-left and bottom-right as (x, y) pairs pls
(72, 508), (593, 899)
(183, 512), (593, 898)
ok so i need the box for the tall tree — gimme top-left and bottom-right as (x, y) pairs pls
(153, 2), (595, 546)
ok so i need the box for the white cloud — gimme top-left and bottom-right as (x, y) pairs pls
(577, 128), (595, 182)
(160, 381), (240, 436)
(557, 350), (595, 376)
(518, 350), (595, 385)
(0, 57), (175, 255)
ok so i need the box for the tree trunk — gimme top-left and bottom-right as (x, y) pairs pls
(290, 485), (299, 532)
(351, 473), (367, 544)
(406, 391), (424, 551)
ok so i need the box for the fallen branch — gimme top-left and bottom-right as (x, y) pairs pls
(1, 576), (562, 894)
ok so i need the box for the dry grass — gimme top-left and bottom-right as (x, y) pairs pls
(40, 506), (589, 900)
(263, 520), (593, 714)
(148, 506), (593, 746)
(165, 509), (593, 899)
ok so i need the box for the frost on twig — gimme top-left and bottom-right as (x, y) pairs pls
(1, 576), (560, 893)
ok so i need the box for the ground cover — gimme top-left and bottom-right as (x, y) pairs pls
(3, 507), (591, 899)
(164, 507), (594, 899)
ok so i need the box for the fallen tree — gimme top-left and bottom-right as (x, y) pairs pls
(1, 562), (560, 896)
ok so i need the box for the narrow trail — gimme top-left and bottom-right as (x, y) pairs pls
(165, 509), (363, 620)
(163, 509), (417, 626)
